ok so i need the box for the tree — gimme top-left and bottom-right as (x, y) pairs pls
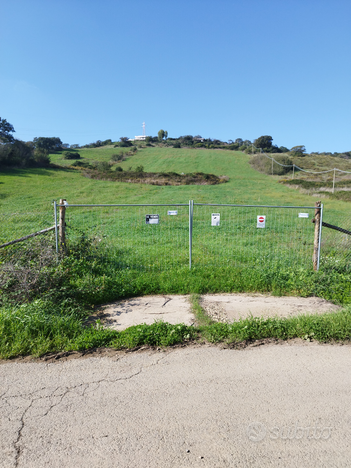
(164, 131), (168, 139)
(0, 140), (39, 167)
(158, 129), (165, 142)
(33, 137), (62, 152)
(254, 136), (273, 151)
(119, 137), (132, 147)
(290, 145), (306, 156)
(0, 118), (15, 143)
(180, 135), (193, 145)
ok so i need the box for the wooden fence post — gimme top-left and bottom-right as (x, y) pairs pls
(59, 198), (66, 252)
(313, 201), (321, 271)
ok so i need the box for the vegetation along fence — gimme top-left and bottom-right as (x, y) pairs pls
(53, 199), (324, 271)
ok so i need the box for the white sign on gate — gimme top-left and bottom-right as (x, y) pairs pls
(257, 215), (266, 228)
(146, 214), (159, 224)
(298, 213), (309, 218)
(211, 213), (220, 226)
(167, 210), (178, 216)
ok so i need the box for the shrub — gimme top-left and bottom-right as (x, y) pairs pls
(110, 153), (124, 162)
(63, 151), (80, 160)
(33, 149), (51, 166)
(250, 154), (293, 175)
(135, 165), (144, 173)
(0, 237), (64, 303)
(173, 142), (181, 148)
(115, 166), (123, 172)
(71, 161), (90, 168)
(97, 161), (111, 172)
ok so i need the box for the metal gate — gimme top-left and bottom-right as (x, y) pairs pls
(55, 200), (322, 271)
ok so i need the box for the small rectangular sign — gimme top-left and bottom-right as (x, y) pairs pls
(211, 213), (220, 226)
(146, 214), (159, 224)
(298, 213), (309, 218)
(167, 210), (178, 216)
(257, 215), (266, 228)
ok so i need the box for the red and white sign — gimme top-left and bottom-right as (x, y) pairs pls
(257, 215), (266, 228)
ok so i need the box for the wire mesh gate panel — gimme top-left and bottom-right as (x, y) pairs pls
(319, 211), (351, 269)
(60, 202), (318, 271)
(192, 204), (317, 269)
(63, 204), (190, 270)
(0, 211), (55, 246)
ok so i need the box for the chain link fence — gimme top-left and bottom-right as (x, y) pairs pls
(319, 211), (351, 269)
(192, 203), (316, 269)
(63, 204), (189, 270)
(0, 210), (55, 247)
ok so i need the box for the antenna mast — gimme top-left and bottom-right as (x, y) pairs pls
(142, 122), (146, 137)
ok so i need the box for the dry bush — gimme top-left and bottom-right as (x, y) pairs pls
(250, 154), (292, 175)
(82, 170), (228, 186)
(0, 236), (62, 303)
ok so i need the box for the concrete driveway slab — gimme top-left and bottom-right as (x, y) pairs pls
(94, 295), (194, 330)
(200, 294), (341, 322)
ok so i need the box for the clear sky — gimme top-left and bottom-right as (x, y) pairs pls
(1, 0), (350, 152)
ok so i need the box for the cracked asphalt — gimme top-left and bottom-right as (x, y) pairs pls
(1, 344), (351, 467)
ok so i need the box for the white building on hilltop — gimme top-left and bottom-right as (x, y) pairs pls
(129, 122), (148, 141)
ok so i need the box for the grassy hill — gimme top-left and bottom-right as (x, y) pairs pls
(2, 146), (351, 214)
(1, 146), (351, 358)
(1, 146), (350, 267)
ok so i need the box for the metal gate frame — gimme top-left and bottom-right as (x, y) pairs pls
(55, 200), (323, 270)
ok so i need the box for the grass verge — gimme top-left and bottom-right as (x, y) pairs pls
(0, 237), (350, 359)
(1, 300), (351, 359)
(189, 294), (214, 326)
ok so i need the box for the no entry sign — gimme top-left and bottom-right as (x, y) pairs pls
(257, 215), (266, 228)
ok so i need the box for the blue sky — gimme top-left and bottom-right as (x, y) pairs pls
(1, 0), (350, 152)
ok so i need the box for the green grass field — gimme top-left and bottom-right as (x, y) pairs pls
(2, 147), (351, 211)
(1, 146), (349, 266)
(1, 146), (351, 358)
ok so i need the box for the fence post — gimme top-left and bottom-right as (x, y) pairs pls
(332, 168), (336, 194)
(317, 203), (323, 271)
(189, 200), (193, 269)
(313, 201), (321, 271)
(54, 201), (59, 253)
(59, 198), (66, 252)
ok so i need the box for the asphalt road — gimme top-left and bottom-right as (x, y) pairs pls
(1, 343), (351, 467)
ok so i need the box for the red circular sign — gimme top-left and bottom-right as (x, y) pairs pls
(258, 216), (265, 223)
